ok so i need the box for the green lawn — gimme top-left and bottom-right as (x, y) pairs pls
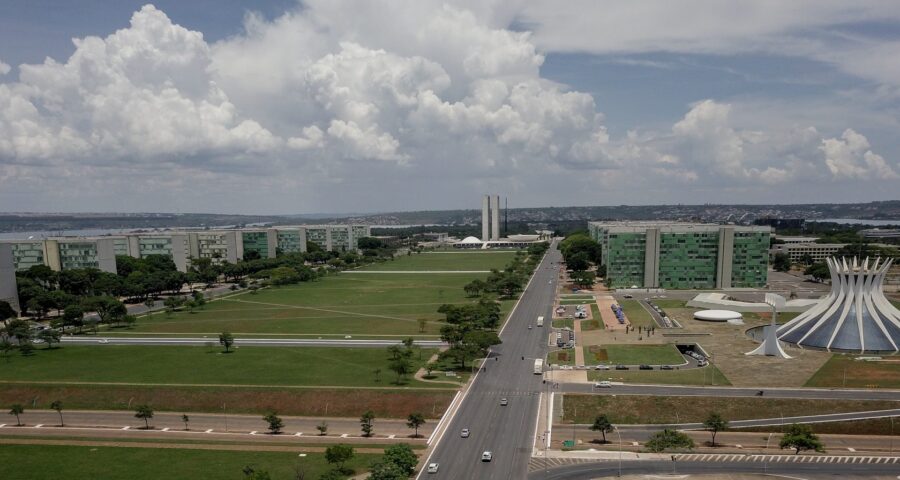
(561, 394), (897, 424)
(0, 444), (378, 480)
(548, 349), (577, 366)
(357, 251), (517, 271)
(552, 319), (574, 329)
(588, 364), (730, 386)
(806, 354), (900, 389)
(125, 272), (511, 336)
(588, 344), (684, 365)
(618, 300), (654, 328)
(649, 299), (688, 309)
(581, 304), (603, 331)
(0, 345), (441, 388)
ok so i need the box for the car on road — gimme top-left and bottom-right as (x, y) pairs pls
(660, 365), (674, 370)
(594, 381), (612, 388)
(594, 365), (610, 370)
(623, 294), (633, 298)
(97, 339), (109, 344)
(481, 451), (493, 462)
(528, 324), (532, 329)
(639, 364), (653, 370)
(461, 428), (470, 438)
(500, 398), (508, 406)
(615, 365), (629, 370)
(427, 463), (439, 473)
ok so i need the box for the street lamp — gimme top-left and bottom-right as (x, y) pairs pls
(614, 426), (623, 477)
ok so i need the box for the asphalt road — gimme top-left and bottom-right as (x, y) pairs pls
(420, 242), (560, 479)
(559, 383), (900, 401)
(59, 337), (447, 348)
(530, 460), (900, 479)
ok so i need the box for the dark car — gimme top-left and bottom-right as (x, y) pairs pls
(639, 364), (653, 370)
(660, 365), (674, 370)
(615, 365), (629, 370)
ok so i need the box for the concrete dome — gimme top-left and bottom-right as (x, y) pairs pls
(694, 310), (743, 322)
(460, 236), (482, 244)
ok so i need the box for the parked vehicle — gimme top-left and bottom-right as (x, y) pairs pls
(594, 381), (612, 388)
(615, 365), (629, 370)
(660, 365), (674, 370)
(639, 364), (653, 370)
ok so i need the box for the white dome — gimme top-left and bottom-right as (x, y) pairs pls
(460, 236), (483, 244)
(694, 310), (743, 322)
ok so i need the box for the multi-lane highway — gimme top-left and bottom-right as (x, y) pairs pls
(420, 242), (561, 479)
(560, 383), (900, 401)
(59, 337), (446, 348)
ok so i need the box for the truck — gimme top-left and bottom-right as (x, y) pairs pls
(536, 316), (544, 327)
(533, 358), (544, 374)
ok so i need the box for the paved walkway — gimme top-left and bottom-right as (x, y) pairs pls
(595, 295), (629, 331)
(573, 321), (585, 367)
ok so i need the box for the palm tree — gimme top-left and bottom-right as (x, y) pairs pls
(50, 400), (64, 426)
(9, 404), (24, 426)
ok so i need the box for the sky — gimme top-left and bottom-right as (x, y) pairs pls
(1, 1), (899, 215)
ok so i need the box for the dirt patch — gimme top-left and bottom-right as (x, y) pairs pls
(0, 385), (453, 419)
(587, 346), (608, 362)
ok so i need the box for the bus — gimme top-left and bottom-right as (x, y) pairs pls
(536, 316), (544, 327)
(533, 358), (544, 374)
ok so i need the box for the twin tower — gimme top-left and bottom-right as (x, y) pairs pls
(481, 194), (501, 242)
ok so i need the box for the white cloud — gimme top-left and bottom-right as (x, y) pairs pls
(821, 129), (900, 179)
(0, 60), (9, 76)
(0, 2), (897, 212)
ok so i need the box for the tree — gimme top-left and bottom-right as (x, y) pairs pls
(804, 262), (830, 283)
(0, 338), (14, 362)
(373, 368), (382, 383)
(163, 296), (185, 315)
(406, 412), (425, 438)
(779, 424), (824, 454)
(799, 253), (814, 266)
(590, 414), (613, 443)
(644, 429), (694, 452)
(263, 411), (284, 434)
(182, 414), (190, 430)
(703, 412), (728, 447)
(357, 237), (383, 250)
(360, 410), (375, 437)
(463, 279), (486, 298)
(566, 251), (591, 271)
(38, 329), (62, 349)
(367, 461), (406, 480)
(51, 400), (64, 426)
(219, 332), (235, 353)
(62, 305), (84, 333)
(242, 466), (272, 480)
(417, 318), (427, 333)
(0, 300), (16, 326)
(380, 443), (417, 476)
(773, 252), (792, 272)
(388, 354), (414, 384)
(316, 421), (328, 436)
(192, 290), (207, 309)
(570, 270), (596, 289)
(143, 298), (156, 311)
(134, 404), (154, 429)
(9, 404), (24, 426)
(324, 444), (354, 472)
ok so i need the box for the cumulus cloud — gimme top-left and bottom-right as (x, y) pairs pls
(0, 1), (896, 212)
(0, 60), (10, 76)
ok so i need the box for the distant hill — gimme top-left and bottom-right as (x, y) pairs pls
(1, 201), (898, 233)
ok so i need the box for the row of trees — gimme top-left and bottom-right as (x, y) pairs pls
(589, 412), (824, 454)
(560, 232), (603, 288)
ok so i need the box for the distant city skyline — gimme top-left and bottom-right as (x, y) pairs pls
(1, 1), (899, 214)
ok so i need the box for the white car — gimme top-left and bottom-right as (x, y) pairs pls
(98, 339), (109, 344)
(427, 463), (439, 473)
(594, 381), (612, 388)
(461, 428), (470, 438)
(595, 365), (610, 370)
(481, 451), (493, 462)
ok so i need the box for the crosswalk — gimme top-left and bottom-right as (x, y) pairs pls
(675, 453), (900, 464)
(528, 457), (609, 471)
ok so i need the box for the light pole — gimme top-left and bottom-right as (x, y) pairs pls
(614, 426), (623, 477)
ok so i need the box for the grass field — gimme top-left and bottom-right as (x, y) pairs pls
(0, 444), (379, 480)
(618, 300), (654, 328)
(125, 271), (512, 336)
(0, 345), (442, 389)
(587, 344), (684, 365)
(548, 350), (577, 366)
(806, 355), (900, 389)
(357, 251), (517, 271)
(650, 299), (688, 309)
(552, 319), (574, 329)
(0, 384), (453, 418)
(581, 304), (603, 331)
(588, 364), (730, 386)
(560, 394), (899, 424)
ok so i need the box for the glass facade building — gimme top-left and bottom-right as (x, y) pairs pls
(589, 222), (771, 289)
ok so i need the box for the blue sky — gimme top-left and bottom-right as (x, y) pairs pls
(0, 1), (898, 214)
